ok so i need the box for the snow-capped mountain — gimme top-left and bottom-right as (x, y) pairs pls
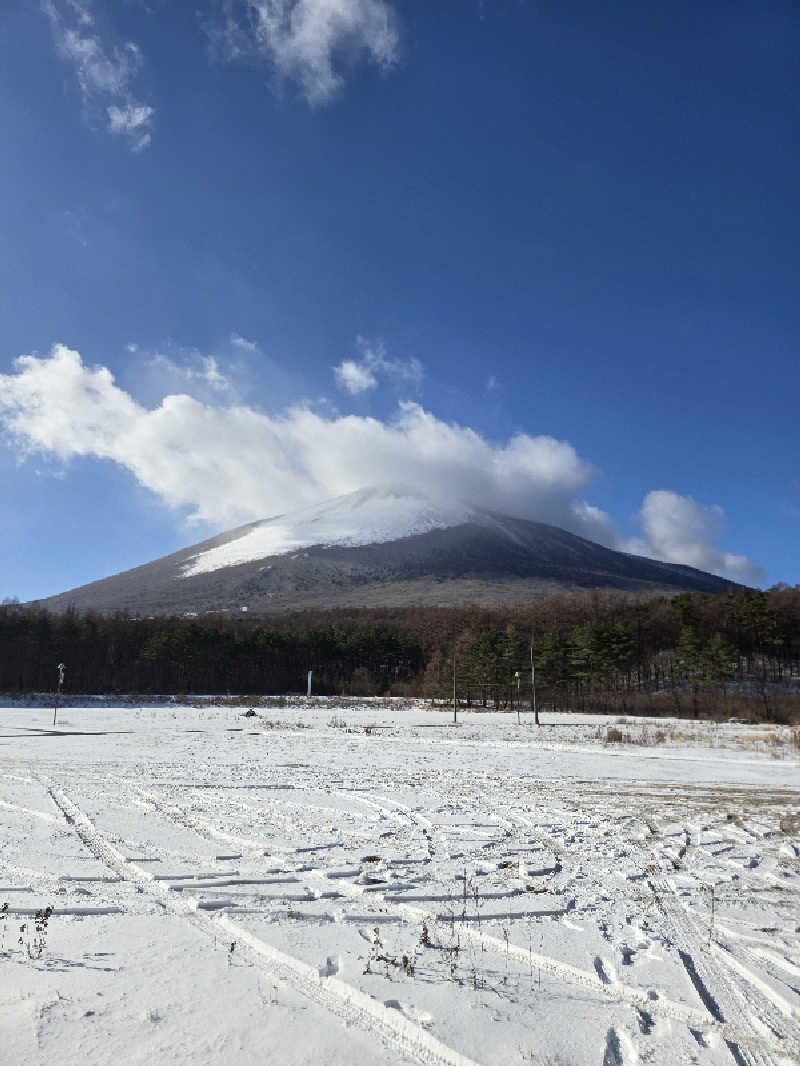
(37, 486), (739, 615)
(182, 486), (476, 577)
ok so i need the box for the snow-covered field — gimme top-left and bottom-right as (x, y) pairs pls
(1, 703), (798, 1066)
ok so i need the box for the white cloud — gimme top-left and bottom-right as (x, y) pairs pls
(626, 490), (763, 583)
(107, 103), (154, 152)
(334, 358), (377, 394)
(0, 344), (597, 536)
(334, 338), (422, 395)
(0, 345), (760, 580)
(208, 0), (399, 105)
(44, 0), (155, 150)
(230, 332), (260, 352)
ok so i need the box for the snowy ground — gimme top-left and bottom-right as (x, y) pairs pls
(1, 703), (798, 1066)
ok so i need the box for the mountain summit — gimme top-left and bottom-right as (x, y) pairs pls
(182, 486), (477, 577)
(38, 486), (738, 615)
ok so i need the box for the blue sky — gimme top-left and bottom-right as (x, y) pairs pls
(1, 0), (798, 601)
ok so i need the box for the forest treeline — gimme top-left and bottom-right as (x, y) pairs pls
(1, 585), (799, 722)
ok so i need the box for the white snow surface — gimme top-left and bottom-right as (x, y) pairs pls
(182, 486), (477, 576)
(1, 702), (799, 1066)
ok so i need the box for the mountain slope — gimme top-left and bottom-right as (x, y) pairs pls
(36, 486), (739, 615)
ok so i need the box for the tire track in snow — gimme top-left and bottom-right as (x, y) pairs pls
(0, 797), (61, 824)
(89, 772), (794, 1062)
(709, 939), (799, 1028)
(116, 773), (793, 1058)
(42, 779), (488, 1066)
(344, 792), (439, 861)
(481, 789), (795, 1063)
(129, 782), (273, 854)
(647, 875), (793, 1066)
(661, 819), (798, 1062)
(331, 869), (788, 1057)
(269, 804), (790, 1059)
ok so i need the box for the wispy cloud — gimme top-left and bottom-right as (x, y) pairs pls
(334, 337), (422, 395)
(230, 332), (260, 353)
(207, 0), (399, 105)
(107, 103), (154, 151)
(0, 343), (761, 581)
(43, 0), (155, 150)
(121, 344), (242, 406)
(146, 352), (238, 400)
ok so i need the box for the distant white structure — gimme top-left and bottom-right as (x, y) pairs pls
(307, 670), (313, 697)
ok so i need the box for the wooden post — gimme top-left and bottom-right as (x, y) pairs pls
(453, 654), (457, 724)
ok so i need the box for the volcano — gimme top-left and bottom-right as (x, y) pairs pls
(37, 486), (738, 615)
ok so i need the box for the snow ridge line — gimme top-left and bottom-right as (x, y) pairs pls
(43, 781), (487, 1066)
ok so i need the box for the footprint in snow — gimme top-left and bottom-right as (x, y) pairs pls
(318, 955), (340, 977)
(384, 1000), (434, 1028)
(593, 956), (616, 985)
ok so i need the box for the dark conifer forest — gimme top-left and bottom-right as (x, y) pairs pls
(2, 586), (799, 722)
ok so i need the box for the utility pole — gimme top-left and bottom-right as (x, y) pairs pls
(514, 671), (521, 724)
(530, 641), (539, 726)
(453, 654), (457, 725)
(53, 662), (65, 727)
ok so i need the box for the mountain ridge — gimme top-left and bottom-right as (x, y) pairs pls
(34, 487), (741, 615)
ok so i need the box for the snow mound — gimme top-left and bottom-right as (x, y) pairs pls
(182, 486), (476, 577)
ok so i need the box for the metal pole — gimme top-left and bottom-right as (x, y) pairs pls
(53, 662), (65, 727)
(530, 642), (539, 726)
(453, 654), (457, 724)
